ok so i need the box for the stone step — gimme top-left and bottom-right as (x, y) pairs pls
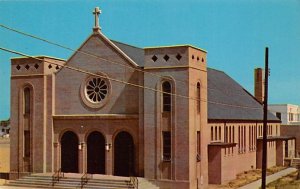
(83, 185), (134, 189)
(6, 174), (137, 189)
(137, 178), (160, 189)
(291, 158), (300, 167)
(7, 183), (55, 189)
(8, 181), (133, 189)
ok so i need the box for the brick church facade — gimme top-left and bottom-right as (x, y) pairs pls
(9, 7), (295, 189)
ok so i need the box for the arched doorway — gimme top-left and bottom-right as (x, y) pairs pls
(87, 131), (105, 174)
(114, 131), (135, 176)
(61, 131), (78, 173)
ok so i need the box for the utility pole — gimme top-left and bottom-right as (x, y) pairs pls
(261, 47), (269, 189)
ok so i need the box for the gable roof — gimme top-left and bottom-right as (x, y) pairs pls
(65, 32), (140, 68)
(111, 40), (145, 67)
(207, 68), (279, 122)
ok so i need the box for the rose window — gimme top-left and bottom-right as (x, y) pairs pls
(85, 77), (108, 103)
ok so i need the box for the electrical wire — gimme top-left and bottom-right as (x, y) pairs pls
(0, 24), (258, 100)
(1, 46), (262, 110)
(0, 24), (206, 89)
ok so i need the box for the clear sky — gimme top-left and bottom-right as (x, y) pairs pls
(0, 0), (299, 120)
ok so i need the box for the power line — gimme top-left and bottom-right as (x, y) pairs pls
(2, 47), (198, 101)
(0, 24), (258, 101)
(0, 24), (205, 89)
(1, 46), (262, 110)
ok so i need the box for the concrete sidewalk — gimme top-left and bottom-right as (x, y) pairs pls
(238, 167), (297, 189)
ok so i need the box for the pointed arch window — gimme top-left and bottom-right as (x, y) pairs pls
(162, 81), (171, 112)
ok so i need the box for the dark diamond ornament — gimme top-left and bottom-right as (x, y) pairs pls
(163, 55), (169, 61)
(176, 53), (182, 61)
(152, 55), (158, 62)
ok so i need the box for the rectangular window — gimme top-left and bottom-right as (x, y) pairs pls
(162, 82), (171, 112)
(163, 131), (171, 161)
(219, 127), (221, 140)
(211, 127), (213, 141)
(197, 83), (201, 113)
(289, 113), (294, 121)
(24, 130), (30, 158)
(249, 127), (251, 150)
(232, 127), (235, 143)
(254, 125), (257, 148)
(225, 126), (228, 143)
(243, 126), (246, 152)
(276, 112), (281, 120)
(24, 88), (30, 115)
(238, 126), (240, 152)
(215, 127), (218, 141)
(163, 94), (171, 112)
(197, 131), (200, 161)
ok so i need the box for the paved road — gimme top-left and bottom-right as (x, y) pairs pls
(238, 167), (297, 189)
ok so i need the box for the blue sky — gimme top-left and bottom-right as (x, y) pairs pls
(0, 0), (299, 120)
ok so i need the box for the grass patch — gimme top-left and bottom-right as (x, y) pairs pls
(217, 166), (287, 189)
(267, 170), (300, 189)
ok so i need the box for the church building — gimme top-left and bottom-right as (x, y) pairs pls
(9, 7), (295, 189)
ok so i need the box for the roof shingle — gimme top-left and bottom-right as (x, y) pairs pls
(207, 68), (279, 121)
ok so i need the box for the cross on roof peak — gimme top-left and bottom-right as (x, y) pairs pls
(93, 7), (101, 33)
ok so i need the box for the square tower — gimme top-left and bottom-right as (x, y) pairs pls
(143, 45), (209, 188)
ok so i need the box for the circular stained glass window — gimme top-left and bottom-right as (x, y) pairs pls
(86, 77), (108, 102)
(81, 74), (111, 109)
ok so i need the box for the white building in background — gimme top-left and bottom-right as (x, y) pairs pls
(0, 119), (10, 137)
(268, 104), (300, 125)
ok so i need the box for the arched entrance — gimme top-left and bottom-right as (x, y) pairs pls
(114, 131), (135, 176)
(87, 131), (105, 174)
(61, 131), (78, 173)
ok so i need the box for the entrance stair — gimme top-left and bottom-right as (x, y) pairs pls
(291, 158), (300, 168)
(6, 173), (159, 189)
